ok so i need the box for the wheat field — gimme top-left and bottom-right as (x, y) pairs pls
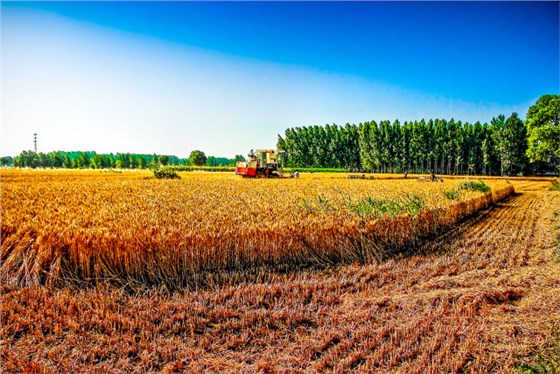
(1, 169), (513, 290)
(1, 172), (558, 372)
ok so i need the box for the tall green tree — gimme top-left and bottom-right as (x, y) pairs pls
(62, 154), (72, 168)
(525, 94), (560, 175)
(504, 113), (528, 175)
(76, 152), (90, 169)
(150, 153), (159, 168)
(91, 153), (105, 169)
(138, 157), (147, 169)
(491, 115), (509, 176)
(49, 152), (63, 168)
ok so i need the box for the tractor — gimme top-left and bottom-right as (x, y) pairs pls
(235, 149), (284, 178)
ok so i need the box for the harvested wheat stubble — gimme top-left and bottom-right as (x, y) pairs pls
(1, 170), (513, 289)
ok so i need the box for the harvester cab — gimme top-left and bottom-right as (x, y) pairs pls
(236, 149), (284, 178)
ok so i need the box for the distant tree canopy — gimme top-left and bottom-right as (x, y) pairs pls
(9, 151), (240, 170)
(189, 150), (207, 166)
(278, 95), (558, 176)
(206, 156), (238, 167)
(0, 156), (14, 167)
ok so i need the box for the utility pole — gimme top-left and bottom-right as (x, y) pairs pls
(33, 133), (37, 153)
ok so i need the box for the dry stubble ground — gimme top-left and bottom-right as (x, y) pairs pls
(1, 180), (559, 373)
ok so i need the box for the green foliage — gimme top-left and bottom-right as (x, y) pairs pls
(279, 123), (360, 169)
(11, 151), (176, 169)
(492, 113), (528, 176)
(348, 193), (426, 218)
(62, 154), (72, 168)
(444, 180), (490, 200)
(169, 165), (235, 172)
(9, 150), (241, 170)
(189, 150), (207, 166)
(283, 167), (347, 173)
(76, 152), (90, 169)
(525, 94), (560, 174)
(0, 156), (14, 166)
(152, 168), (180, 179)
(549, 180), (560, 191)
(300, 194), (334, 213)
(138, 157), (146, 169)
(316, 194), (333, 211)
(458, 180), (491, 193)
(300, 192), (426, 217)
(280, 96), (556, 176)
(281, 118), (505, 175)
(205, 156), (238, 167)
(444, 189), (461, 200)
(159, 155), (169, 166)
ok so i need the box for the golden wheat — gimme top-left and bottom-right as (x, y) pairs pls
(1, 169), (513, 289)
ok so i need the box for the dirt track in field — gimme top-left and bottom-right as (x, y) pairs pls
(2, 181), (559, 373)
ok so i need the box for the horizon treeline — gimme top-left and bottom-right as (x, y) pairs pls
(4, 95), (558, 175)
(277, 113), (548, 176)
(1, 151), (240, 169)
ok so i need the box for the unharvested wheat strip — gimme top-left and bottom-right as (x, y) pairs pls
(1, 170), (515, 288)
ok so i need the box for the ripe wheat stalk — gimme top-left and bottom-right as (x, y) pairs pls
(1, 170), (514, 290)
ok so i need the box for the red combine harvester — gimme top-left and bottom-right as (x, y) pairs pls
(235, 149), (284, 178)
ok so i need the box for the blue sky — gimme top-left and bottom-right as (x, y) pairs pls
(2, 1), (559, 157)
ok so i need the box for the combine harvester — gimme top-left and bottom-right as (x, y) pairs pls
(235, 149), (285, 178)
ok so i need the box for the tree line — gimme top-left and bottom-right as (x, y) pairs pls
(3, 95), (557, 175)
(278, 94), (559, 176)
(2, 150), (244, 169)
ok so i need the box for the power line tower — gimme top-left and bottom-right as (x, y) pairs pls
(33, 133), (37, 153)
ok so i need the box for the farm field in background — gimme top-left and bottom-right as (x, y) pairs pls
(2, 169), (514, 290)
(1, 172), (558, 372)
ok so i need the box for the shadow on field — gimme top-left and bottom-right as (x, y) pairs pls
(400, 192), (520, 259)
